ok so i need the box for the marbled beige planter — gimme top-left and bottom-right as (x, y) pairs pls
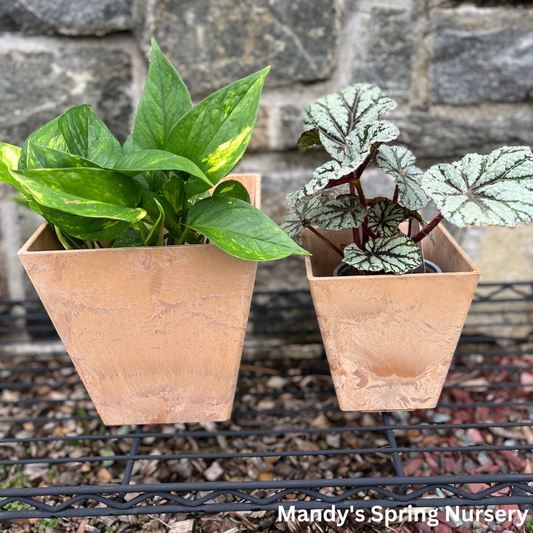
(18, 174), (260, 425)
(303, 224), (480, 412)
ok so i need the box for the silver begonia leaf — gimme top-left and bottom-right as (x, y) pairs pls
(286, 160), (341, 208)
(304, 84), (397, 159)
(422, 146), (533, 227)
(376, 145), (429, 210)
(367, 200), (406, 236)
(280, 195), (323, 238)
(286, 120), (399, 207)
(307, 194), (366, 231)
(343, 234), (422, 275)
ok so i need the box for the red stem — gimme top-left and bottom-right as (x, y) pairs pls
(307, 226), (344, 258)
(323, 146), (379, 192)
(354, 180), (366, 208)
(412, 213), (444, 243)
(349, 183), (362, 248)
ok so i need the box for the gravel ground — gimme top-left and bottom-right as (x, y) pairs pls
(1, 342), (532, 533)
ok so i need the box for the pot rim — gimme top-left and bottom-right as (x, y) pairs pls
(303, 224), (480, 281)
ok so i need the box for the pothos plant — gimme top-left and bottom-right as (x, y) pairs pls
(281, 83), (533, 275)
(0, 38), (306, 262)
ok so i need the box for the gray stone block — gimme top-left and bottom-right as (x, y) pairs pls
(0, 39), (134, 148)
(351, 7), (416, 103)
(0, 0), (134, 36)
(139, 0), (340, 95)
(393, 105), (533, 158)
(431, 8), (533, 105)
(280, 105), (304, 150)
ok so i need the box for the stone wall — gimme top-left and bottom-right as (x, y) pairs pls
(1, 0), (533, 298)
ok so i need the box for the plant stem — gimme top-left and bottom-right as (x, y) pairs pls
(54, 226), (72, 250)
(178, 227), (191, 245)
(392, 185), (399, 203)
(412, 213), (444, 243)
(349, 183), (362, 248)
(157, 222), (165, 246)
(307, 226), (344, 258)
(354, 180), (366, 208)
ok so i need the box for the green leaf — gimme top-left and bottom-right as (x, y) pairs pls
(188, 190), (211, 208)
(422, 146), (533, 227)
(40, 207), (131, 241)
(213, 179), (251, 203)
(344, 234), (421, 275)
(162, 177), (185, 213)
(114, 149), (212, 187)
(297, 128), (322, 150)
(123, 134), (140, 155)
(140, 189), (179, 236)
(280, 196), (323, 238)
(0, 141), (20, 168)
(147, 171), (168, 193)
(367, 200), (406, 236)
(304, 84), (397, 159)
(167, 67), (270, 191)
(145, 199), (165, 245)
(308, 194), (366, 231)
(188, 196), (309, 261)
(132, 38), (192, 151)
(26, 144), (102, 170)
(58, 105), (123, 168)
(19, 116), (67, 171)
(110, 227), (145, 248)
(10, 168), (145, 222)
(0, 142), (26, 194)
(376, 145), (428, 210)
(132, 171), (167, 193)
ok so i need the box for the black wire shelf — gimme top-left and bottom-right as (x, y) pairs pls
(0, 282), (533, 520)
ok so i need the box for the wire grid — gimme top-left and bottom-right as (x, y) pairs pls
(0, 282), (532, 519)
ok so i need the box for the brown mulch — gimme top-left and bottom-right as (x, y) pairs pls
(0, 346), (532, 533)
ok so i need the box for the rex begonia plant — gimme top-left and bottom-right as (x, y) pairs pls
(281, 83), (533, 275)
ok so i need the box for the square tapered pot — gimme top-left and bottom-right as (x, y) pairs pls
(303, 224), (480, 412)
(18, 174), (260, 425)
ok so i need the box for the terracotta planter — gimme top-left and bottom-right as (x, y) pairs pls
(302, 224), (480, 411)
(18, 174), (260, 425)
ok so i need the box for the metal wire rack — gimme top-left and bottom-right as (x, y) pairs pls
(0, 282), (532, 520)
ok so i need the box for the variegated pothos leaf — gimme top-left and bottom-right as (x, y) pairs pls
(307, 194), (366, 230)
(304, 84), (397, 159)
(421, 146), (533, 227)
(286, 120), (399, 207)
(376, 145), (429, 210)
(343, 234), (422, 275)
(280, 195), (322, 238)
(367, 200), (406, 236)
